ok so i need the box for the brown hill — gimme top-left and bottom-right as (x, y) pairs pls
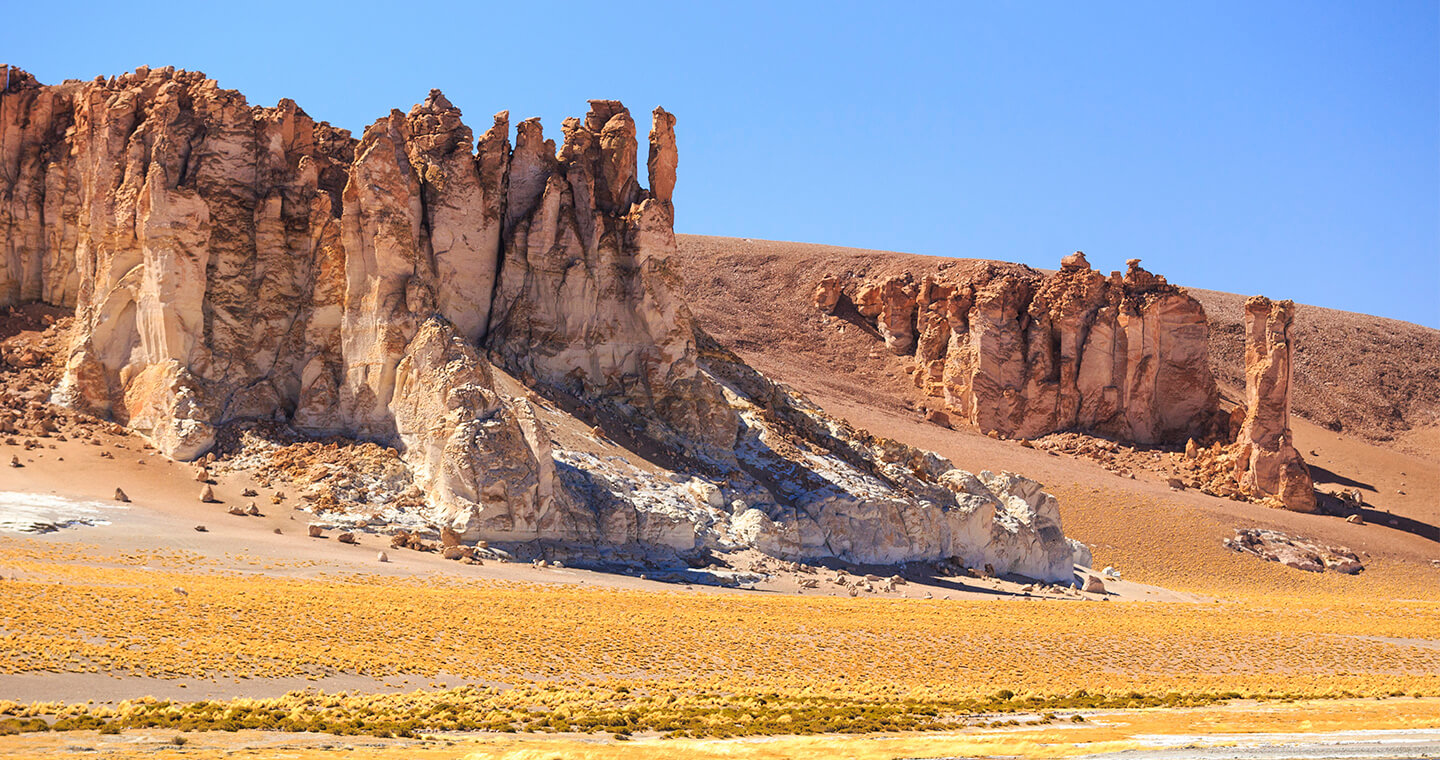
(676, 235), (1440, 457)
(675, 234), (1440, 594)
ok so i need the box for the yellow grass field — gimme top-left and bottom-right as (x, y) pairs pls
(2, 535), (1438, 742)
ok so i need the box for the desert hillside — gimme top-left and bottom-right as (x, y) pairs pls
(675, 233), (1440, 594)
(676, 234), (1440, 457)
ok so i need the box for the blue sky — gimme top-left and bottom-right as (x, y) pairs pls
(7, 1), (1437, 326)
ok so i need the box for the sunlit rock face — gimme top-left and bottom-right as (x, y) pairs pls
(1233, 296), (1317, 513)
(822, 254), (1223, 445)
(0, 66), (1081, 580)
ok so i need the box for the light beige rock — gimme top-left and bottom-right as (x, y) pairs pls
(0, 66), (1087, 583)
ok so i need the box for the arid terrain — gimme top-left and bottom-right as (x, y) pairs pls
(1, 235), (1437, 758)
(1, 64), (1437, 759)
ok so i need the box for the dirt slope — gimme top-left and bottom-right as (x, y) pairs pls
(676, 235), (1440, 456)
(675, 234), (1440, 594)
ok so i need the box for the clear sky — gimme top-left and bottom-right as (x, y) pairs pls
(7, 1), (1437, 327)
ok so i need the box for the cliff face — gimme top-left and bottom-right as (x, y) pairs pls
(818, 252), (1222, 445)
(0, 65), (1081, 581)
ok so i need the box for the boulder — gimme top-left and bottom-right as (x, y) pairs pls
(1083, 575), (1106, 593)
(813, 275), (843, 313)
(307, 524), (325, 538)
(199, 485), (219, 503)
(113, 488), (129, 503)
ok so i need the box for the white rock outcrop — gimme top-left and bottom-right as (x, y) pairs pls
(0, 65), (1083, 581)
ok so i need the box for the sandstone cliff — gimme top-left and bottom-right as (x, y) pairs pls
(816, 253), (1221, 444)
(0, 65), (1081, 581)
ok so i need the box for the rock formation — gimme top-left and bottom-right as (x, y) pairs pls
(1232, 297), (1316, 511)
(819, 254), (1221, 444)
(0, 65), (1082, 581)
(1159, 297), (1317, 511)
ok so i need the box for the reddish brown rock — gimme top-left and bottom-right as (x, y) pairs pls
(821, 255), (1220, 444)
(1234, 297), (1317, 512)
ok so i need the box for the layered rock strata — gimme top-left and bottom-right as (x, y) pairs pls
(817, 253), (1221, 444)
(0, 65), (1081, 580)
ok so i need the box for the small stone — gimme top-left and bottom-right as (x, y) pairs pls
(337, 532), (357, 544)
(246, 502), (261, 516)
(1346, 514), (1364, 525)
(377, 551), (389, 562)
(199, 485), (219, 503)
(194, 525), (207, 532)
(1083, 575), (1106, 593)
(307, 524), (325, 538)
(8, 455), (20, 468)
(113, 488), (130, 503)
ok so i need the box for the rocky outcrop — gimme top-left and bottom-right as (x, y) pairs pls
(1224, 528), (1360, 573)
(1233, 297), (1316, 511)
(820, 254), (1221, 444)
(0, 65), (1082, 581)
(1172, 297), (1317, 511)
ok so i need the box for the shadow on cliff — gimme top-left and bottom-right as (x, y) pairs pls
(828, 294), (886, 343)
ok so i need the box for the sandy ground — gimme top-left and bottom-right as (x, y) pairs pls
(1, 414), (1195, 705)
(1, 698), (1437, 759)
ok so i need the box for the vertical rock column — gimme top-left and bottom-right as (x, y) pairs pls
(1235, 296), (1317, 512)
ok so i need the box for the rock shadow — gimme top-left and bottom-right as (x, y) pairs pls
(1307, 463), (1376, 492)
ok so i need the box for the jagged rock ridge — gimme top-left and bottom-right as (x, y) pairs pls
(816, 252), (1222, 444)
(0, 65), (1082, 581)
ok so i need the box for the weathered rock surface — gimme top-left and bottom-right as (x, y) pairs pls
(818, 255), (1221, 444)
(1234, 297), (1317, 512)
(1224, 528), (1361, 573)
(1181, 297), (1317, 511)
(0, 65), (1082, 581)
